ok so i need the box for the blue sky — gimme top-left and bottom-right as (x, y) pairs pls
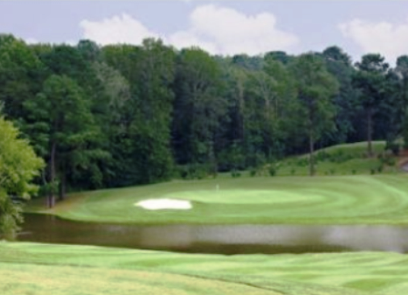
(1, 1), (408, 63)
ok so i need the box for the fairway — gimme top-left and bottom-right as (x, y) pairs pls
(28, 174), (408, 225)
(1, 242), (408, 295)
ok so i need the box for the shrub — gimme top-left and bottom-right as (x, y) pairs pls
(178, 165), (190, 179)
(178, 163), (211, 180)
(296, 158), (309, 167)
(269, 166), (277, 177)
(250, 169), (257, 177)
(386, 142), (400, 156)
(290, 168), (296, 176)
(231, 170), (241, 178)
(378, 152), (396, 168)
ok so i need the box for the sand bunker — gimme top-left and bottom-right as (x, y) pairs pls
(135, 198), (192, 210)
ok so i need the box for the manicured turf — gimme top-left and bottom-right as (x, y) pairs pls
(27, 174), (408, 225)
(18, 142), (408, 294)
(1, 242), (408, 295)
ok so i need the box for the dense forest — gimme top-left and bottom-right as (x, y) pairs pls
(1, 34), (408, 207)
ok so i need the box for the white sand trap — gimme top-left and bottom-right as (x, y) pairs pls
(135, 198), (192, 210)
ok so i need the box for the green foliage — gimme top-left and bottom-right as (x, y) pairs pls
(289, 53), (339, 175)
(172, 47), (227, 166)
(378, 153), (396, 167)
(249, 169), (257, 177)
(1, 33), (408, 213)
(268, 165), (277, 176)
(177, 163), (211, 180)
(231, 170), (241, 178)
(385, 140), (401, 156)
(353, 54), (390, 156)
(0, 117), (43, 239)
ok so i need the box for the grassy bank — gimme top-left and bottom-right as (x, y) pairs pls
(27, 174), (408, 225)
(276, 141), (390, 176)
(1, 242), (407, 295)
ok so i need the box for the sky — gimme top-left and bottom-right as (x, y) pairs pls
(1, 0), (408, 64)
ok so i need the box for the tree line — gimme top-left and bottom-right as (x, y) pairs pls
(1, 34), (408, 208)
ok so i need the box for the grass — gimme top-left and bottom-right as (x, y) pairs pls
(1, 241), (408, 295)
(26, 141), (408, 225)
(276, 141), (391, 176)
(26, 174), (408, 225)
(17, 142), (408, 294)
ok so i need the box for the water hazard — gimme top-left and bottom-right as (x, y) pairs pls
(19, 213), (408, 254)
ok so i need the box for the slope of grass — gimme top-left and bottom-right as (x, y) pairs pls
(1, 242), (408, 295)
(276, 141), (390, 176)
(27, 174), (408, 225)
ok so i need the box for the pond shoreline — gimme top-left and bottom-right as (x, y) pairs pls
(19, 213), (408, 255)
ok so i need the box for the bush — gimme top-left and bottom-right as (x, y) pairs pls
(352, 169), (356, 175)
(296, 158), (309, 167)
(379, 155), (396, 167)
(290, 168), (296, 176)
(231, 170), (241, 178)
(178, 164), (211, 180)
(269, 166), (277, 177)
(250, 169), (257, 177)
(386, 142), (400, 156)
(247, 153), (266, 169)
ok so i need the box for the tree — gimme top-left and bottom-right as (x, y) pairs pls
(0, 116), (44, 239)
(290, 53), (339, 176)
(264, 51), (293, 65)
(322, 46), (359, 144)
(88, 61), (131, 187)
(172, 47), (227, 171)
(103, 39), (176, 185)
(0, 34), (44, 121)
(393, 56), (408, 148)
(241, 58), (296, 162)
(353, 54), (389, 156)
(23, 75), (99, 207)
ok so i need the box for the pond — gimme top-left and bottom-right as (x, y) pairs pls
(19, 213), (408, 255)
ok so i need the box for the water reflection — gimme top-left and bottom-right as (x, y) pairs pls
(19, 214), (408, 254)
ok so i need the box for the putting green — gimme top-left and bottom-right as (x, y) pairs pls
(162, 190), (321, 204)
(28, 175), (408, 225)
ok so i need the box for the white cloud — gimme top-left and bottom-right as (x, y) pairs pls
(79, 5), (299, 55)
(80, 13), (159, 45)
(339, 18), (408, 63)
(167, 4), (299, 55)
(168, 30), (218, 53)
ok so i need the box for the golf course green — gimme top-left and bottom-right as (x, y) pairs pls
(28, 174), (408, 225)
